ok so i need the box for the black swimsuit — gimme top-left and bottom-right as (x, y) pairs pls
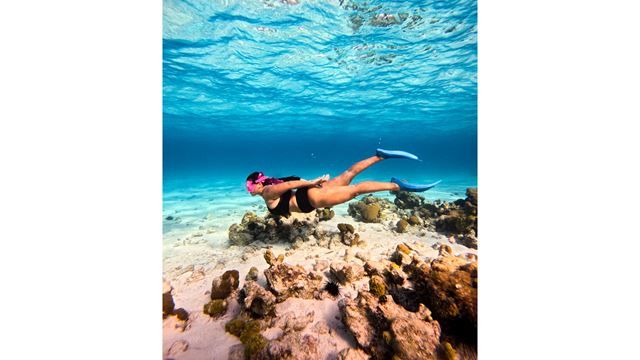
(266, 176), (316, 217)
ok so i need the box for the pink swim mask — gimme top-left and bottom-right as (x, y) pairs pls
(246, 173), (269, 193)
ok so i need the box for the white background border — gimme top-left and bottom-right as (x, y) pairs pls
(1, 0), (639, 358)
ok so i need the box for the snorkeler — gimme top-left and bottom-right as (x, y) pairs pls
(246, 149), (441, 217)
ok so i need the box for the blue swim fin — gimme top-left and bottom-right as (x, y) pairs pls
(376, 148), (421, 161)
(391, 177), (441, 192)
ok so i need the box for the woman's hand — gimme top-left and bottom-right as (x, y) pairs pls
(311, 174), (330, 186)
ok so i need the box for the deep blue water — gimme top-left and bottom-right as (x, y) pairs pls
(163, 0), (476, 203)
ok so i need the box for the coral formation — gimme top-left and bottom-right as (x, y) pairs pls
(395, 219), (409, 233)
(408, 214), (422, 226)
(239, 320), (268, 358)
(211, 270), (240, 300)
(337, 223), (363, 246)
(348, 195), (394, 223)
(435, 188), (478, 236)
(225, 318), (247, 337)
(245, 266), (259, 281)
(369, 275), (386, 296)
(330, 261), (365, 284)
(162, 281), (175, 318)
(409, 253), (478, 346)
(339, 292), (442, 359)
(174, 308), (189, 321)
(441, 341), (457, 360)
(203, 299), (228, 318)
(240, 280), (276, 318)
(392, 190), (425, 209)
(316, 208), (335, 221)
(228, 211), (320, 245)
(264, 249), (284, 267)
(263, 251), (323, 302)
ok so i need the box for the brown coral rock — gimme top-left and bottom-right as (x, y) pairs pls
(411, 255), (477, 345)
(210, 270), (240, 300)
(339, 292), (441, 359)
(330, 261), (365, 284)
(260, 332), (319, 360)
(241, 280), (276, 318)
(264, 263), (323, 302)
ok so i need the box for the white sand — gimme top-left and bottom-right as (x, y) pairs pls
(163, 203), (477, 359)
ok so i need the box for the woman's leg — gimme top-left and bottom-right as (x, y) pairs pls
(323, 156), (383, 188)
(309, 181), (399, 208)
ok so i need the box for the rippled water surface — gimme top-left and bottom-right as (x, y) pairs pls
(163, 0), (477, 220)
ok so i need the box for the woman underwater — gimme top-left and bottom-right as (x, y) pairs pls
(246, 149), (441, 217)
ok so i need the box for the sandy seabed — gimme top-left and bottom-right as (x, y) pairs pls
(162, 189), (477, 360)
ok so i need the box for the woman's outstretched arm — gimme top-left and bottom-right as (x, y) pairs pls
(263, 176), (328, 199)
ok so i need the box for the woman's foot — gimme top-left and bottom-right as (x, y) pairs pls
(376, 148), (421, 161)
(390, 177), (441, 192)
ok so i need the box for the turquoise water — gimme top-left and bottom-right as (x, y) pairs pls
(163, 0), (477, 233)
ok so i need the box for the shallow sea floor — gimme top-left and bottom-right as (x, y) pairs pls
(162, 179), (477, 359)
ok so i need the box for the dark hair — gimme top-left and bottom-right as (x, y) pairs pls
(246, 171), (283, 186)
(246, 171), (262, 182)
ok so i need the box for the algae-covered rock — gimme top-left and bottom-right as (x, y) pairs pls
(264, 249), (285, 267)
(225, 318), (268, 359)
(239, 320), (268, 359)
(466, 188), (478, 206)
(435, 210), (476, 234)
(389, 316), (440, 359)
(363, 203), (381, 222)
(338, 292), (379, 352)
(434, 189), (478, 236)
(369, 275), (387, 296)
(330, 261), (365, 284)
(203, 299), (228, 318)
(459, 234), (478, 250)
(174, 308), (189, 321)
(339, 292), (441, 358)
(396, 219), (409, 233)
(225, 318), (247, 337)
(386, 263), (407, 285)
(261, 332), (319, 359)
(228, 211), (320, 245)
(338, 223), (362, 246)
(211, 270), (240, 300)
(348, 197), (391, 223)
(397, 243), (411, 254)
(392, 190), (425, 209)
(410, 254), (477, 345)
(246, 266), (259, 281)
(337, 223), (355, 233)
(364, 260), (387, 277)
(241, 280), (276, 318)
(270, 311), (315, 333)
(228, 223), (255, 245)
(416, 203), (439, 219)
(441, 341), (457, 360)
(408, 215), (422, 226)
(316, 208), (335, 221)
(390, 245), (412, 266)
(264, 263), (323, 302)
(439, 244), (453, 255)
(162, 281), (175, 317)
